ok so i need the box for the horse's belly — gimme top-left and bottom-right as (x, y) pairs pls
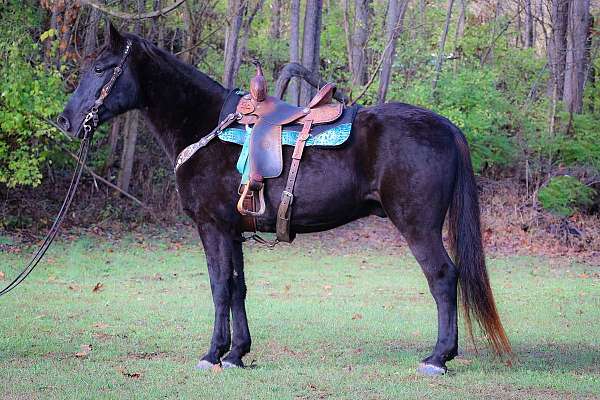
(256, 145), (369, 233)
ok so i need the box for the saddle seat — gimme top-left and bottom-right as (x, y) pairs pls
(235, 62), (345, 242)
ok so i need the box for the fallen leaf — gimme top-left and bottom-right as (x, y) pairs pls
(92, 282), (104, 292)
(115, 366), (142, 379)
(351, 313), (363, 320)
(0, 271), (4, 281)
(75, 344), (92, 358)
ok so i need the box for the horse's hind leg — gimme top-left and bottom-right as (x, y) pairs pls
(381, 193), (458, 375)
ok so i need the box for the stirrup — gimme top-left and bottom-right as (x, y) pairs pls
(237, 184), (266, 217)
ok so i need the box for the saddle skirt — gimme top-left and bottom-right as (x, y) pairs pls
(218, 89), (360, 183)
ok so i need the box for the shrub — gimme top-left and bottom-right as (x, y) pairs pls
(0, 5), (66, 188)
(538, 175), (596, 217)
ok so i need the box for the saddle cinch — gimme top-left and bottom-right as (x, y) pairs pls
(234, 63), (346, 243)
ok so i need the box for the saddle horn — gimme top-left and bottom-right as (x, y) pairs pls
(250, 60), (267, 102)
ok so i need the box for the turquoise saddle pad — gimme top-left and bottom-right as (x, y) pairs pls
(219, 123), (353, 184)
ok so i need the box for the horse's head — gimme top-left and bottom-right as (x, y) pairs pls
(58, 23), (141, 138)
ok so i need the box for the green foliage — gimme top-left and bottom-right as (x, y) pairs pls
(0, 3), (66, 188)
(401, 68), (516, 172)
(538, 176), (596, 217)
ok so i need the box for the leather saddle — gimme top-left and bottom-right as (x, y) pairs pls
(236, 62), (344, 242)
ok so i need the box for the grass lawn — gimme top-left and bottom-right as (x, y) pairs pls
(0, 234), (599, 399)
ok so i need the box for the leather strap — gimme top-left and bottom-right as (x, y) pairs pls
(238, 186), (257, 232)
(276, 119), (313, 242)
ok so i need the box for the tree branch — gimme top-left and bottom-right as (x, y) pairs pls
(274, 63), (350, 104)
(81, 0), (186, 20)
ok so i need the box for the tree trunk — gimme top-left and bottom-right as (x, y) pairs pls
(453, 0), (466, 73)
(549, 0), (569, 101)
(377, 0), (408, 104)
(350, 0), (371, 87)
(268, 0), (282, 77)
(103, 116), (123, 176)
(83, 7), (101, 60)
(269, 0), (281, 40)
(180, 0), (195, 64)
(223, 0), (245, 88)
(563, 0), (590, 114)
(524, 0), (534, 48)
(234, 0), (264, 80)
(432, 0), (454, 91)
(419, 0), (426, 39)
(289, 0), (301, 105)
(299, 0), (323, 106)
(117, 111), (140, 193)
(342, 0), (354, 78)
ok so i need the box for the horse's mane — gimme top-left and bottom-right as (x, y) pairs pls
(128, 34), (225, 93)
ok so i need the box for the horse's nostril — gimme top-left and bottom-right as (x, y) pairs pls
(57, 114), (70, 131)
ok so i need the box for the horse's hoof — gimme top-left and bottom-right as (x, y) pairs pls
(417, 363), (447, 376)
(221, 360), (241, 369)
(196, 359), (216, 370)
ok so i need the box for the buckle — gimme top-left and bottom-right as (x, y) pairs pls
(281, 190), (293, 204)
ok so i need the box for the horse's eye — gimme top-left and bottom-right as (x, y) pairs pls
(94, 65), (103, 74)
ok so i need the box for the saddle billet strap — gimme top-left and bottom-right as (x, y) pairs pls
(276, 119), (313, 243)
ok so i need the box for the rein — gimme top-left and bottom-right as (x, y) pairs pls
(0, 40), (132, 298)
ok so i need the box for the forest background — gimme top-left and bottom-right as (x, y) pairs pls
(1, 0), (599, 259)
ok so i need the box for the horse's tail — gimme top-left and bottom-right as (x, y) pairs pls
(448, 129), (512, 356)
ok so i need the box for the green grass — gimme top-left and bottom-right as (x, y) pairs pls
(0, 235), (599, 399)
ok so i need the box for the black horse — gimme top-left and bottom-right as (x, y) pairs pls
(58, 24), (511, 375)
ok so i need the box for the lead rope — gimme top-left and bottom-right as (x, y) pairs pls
(0, 131), (91, 297)
(0, 40), (133, 297)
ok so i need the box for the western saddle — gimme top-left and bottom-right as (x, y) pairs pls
(236, 62), (344, 242)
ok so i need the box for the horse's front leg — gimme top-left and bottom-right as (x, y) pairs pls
(196, 223), (251, 369)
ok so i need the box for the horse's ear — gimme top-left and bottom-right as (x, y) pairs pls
(107, 20), (124, 51)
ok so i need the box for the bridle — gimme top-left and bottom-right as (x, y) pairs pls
(0, 40), (133, 297)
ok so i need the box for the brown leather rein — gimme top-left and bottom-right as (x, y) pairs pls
(0, 40), (132, 297)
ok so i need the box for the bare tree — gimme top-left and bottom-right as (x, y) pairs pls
(233, 0), (265, 77)
(117, 111), (140, 192)
(524, 0), (535, 48)
(268, 0), (282, 77)
(180, 1), (195, 64)
(223, 0), (246, 88)
(299, 0), (323, 106)
(351, 0), (372, 87)
(377, 0), (409, 104)
(549, 0), (569, 100)
(269, 0), (282, 40)
(83, 7), (101, 60)
(432, 0), (455, 91)
(289, 0), (301, 105)
(564, 0), (591, 114)
(342, 0), (354, 75)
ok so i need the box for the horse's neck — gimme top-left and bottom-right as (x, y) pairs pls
(137, 50), (228, 163)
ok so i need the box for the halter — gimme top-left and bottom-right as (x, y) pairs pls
(0, 40), (133, 297)
(82, 40), (132, 137)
